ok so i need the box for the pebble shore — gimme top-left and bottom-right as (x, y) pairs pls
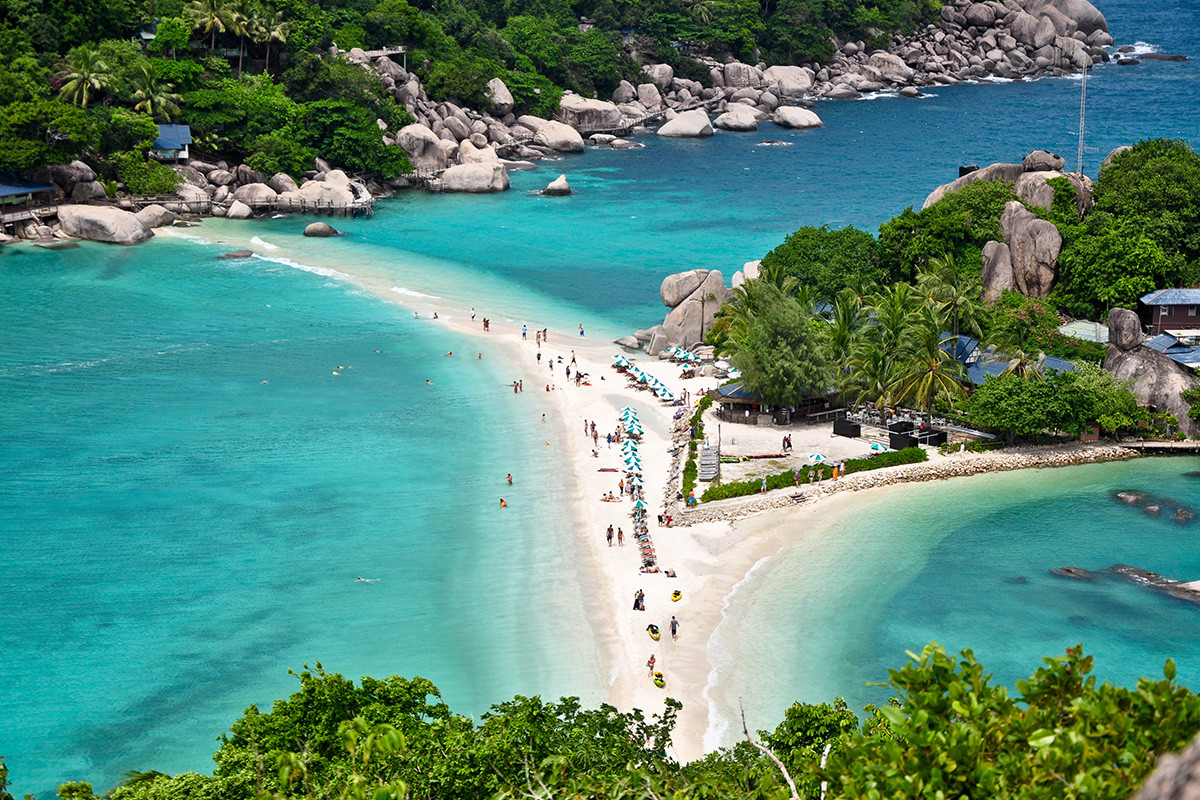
(675, 442), (1137, 526)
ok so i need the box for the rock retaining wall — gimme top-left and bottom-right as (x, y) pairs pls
(673, 443), (1136, 526)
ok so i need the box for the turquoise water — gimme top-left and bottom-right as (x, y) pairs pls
(2, 0), (1198, 793)
(709, 458), (1200, 743)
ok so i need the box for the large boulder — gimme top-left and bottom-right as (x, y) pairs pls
(657, 109), (713, 138)
(714, 107), (759, 131)
(732, 260), (761, 289)
(1101, 144), (1132, 172)
(612, 80), (637, 104)
(135, 204), (176, 229)
(441, 162), (510, 193)
(70, 181), (106, 201)
(397, 124), (450, 171)
(234, 164), (265, 185)
(1104, 309), (1200, 438)
(534, 120), (586, 152)
(644, 63), (674, 88)
(442, 115), (471, 142)
(543, 174), (571, 196)
(231, 182), (279, 206)
(922, 162), (1026, 208)
(1046, 0), (1108, 35)
(773, 106), (823, 129)
(173, 165), (209, 189)
(169, 183), (209, 213)
(304, 222), (339, 237)
(207, 169), (236, 186)
(556, 94), (622, 131)
(486, 77), (514, 116)
(723, 62), (762, 88)
(34, 160), (95, 194)
(516, 115), (549, 133)
(1015, 170), (1094, 216)
(980, 240), (1014, 303)
(1000, 200), (1061, 298)
(268, 172), (300, 194)
(458, 141), (501, 164)
(636, 83), (662, 110)
(763, 65), (814, 95)
(866, 51), (915, 84)
(226, 200), (253, 220)
(964, 3), (996, 27)
(1023, 150), (1066, 171)
(661, 270), (708, 307)
(663, 269), (733, 347)
(57, 205), (153, 244)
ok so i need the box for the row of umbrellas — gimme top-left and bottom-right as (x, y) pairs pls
(664, 347), (703, 364)
(620, 406), (648, 509)
(613, 355), (678, 401)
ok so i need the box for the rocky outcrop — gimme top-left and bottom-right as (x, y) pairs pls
(980, 240), (1014, 302)
(1022, 149), (1066, 171)
(772, 106), (823, 129)
(57, 205), (153, 244)
(732, 260), (761, 289)
(714, 107), (759, 131)
(304, 222), (339, 237)
(440, 162), (510, 193)
(923, 162), (1025, 208)
(1104, 307), (1200, 438)
(486, 78), (514, 116)
(658, 110), (713, 138)
(135, 204), (176, 229)
(661, 269), (734, 348)
(556, 93), (622, 130)
(533, 121), (585, 153)
(232, 183), (279, 206)
(1000, 200), (1061, 298)
(268, 172), (300, 194)
(1133, 730), (1200, 800)
(396, 124), (449, 171)
(1014, 170), (1093, 216)
(543, 174), (571, 196)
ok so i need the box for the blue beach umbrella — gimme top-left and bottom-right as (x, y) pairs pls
(870, 443), (888, 452)
(632, 499), (647, 509)
(808, 453), (827, 464)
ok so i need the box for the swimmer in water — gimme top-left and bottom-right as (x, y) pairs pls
(356, 577), (379, 582)
(425, 379), (434, 385)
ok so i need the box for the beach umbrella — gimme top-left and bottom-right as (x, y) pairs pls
(808, 453), (827, 464)
(632, 499), (647, 509)
(626, 426), (644, 436)
(624, 455), (642, 464)
(628, 475), (644, 485)
(621, 409), (639, 419)
(622, 444), (639, 454)
(870, 442), (888, 452)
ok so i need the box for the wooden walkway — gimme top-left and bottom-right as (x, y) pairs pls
(130, 195), (374, 217)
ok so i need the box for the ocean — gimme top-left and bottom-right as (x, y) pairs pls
(1, 0), (1198, 793)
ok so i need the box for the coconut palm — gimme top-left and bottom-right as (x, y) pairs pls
(863, 281), (918, 353)
(189, 0), (239, 52)
(128, 63), (182, 122)
(916, 254), (983, 339)
(249, 10), (288, 74)
(891, 308), (966, 425)
(843, 341), (898, 408)
(682, 0), (717, 23)
(58, 46), (112, 109)
(825, 291), (863, 365)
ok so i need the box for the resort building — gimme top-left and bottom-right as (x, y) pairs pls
(0, 173), (59, 234)
(1144, 332), (1200, 376)
(1139, 289), (1200, 336)
(150, 124), (192, 162)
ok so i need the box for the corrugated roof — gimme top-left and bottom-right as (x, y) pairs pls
(1145, 333), (1182, 353)
(940, 333), (980, 363)
(153, 124), (192, 150)
(714, 382), (758, 400)
(1042, 356), (1076, 374)
(1058, 320), (1109, 343)
(0, 172), (57, 197)
(966, 359), (1007, 386)
(1140, 288), (1200, 305)
(1143, 333), (1200, 370)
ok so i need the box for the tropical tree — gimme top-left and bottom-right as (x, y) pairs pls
(890, 307), (965, 424)
(189, 0), (239, 52)
(842, 342), (899, 409)
(683, 0), (718, 23)
(128, 63), (182, 122)
(248, 9), (289, 74)
(863, 282), (917, 353)
(916, 254), (983, 339)
(57, 46), (112, 109)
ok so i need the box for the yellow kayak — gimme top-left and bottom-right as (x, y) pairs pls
(671, 590), (682, 602)
(647, 624), (660, 641)
(653, 671), (665, 688)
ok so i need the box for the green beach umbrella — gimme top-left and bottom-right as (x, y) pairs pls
(870, 442), (888, 452)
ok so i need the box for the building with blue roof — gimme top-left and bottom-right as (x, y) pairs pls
(1139, 288), (1200, 335)
(1144, 332), (1200, 374)
(941, 332), (1076, 386)
(150, 124), (191, 161)
(0, 172), (59, 232)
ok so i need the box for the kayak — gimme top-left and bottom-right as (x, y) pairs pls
(653, 671), (665, 688)
(647, 624), (660, 641)
(671, 590), (682, 602)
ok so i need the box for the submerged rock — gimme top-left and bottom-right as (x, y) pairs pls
(304, 222), (339, 237)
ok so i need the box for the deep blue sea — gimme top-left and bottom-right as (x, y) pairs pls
(1, 0), (1198, 793)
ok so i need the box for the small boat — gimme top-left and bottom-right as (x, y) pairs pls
(671, 590), (682, 602)
(652, 671), (665, 688)
(647, 624), (660, 641)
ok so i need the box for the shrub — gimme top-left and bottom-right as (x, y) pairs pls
(698, 447), (927, 502)
(112, 150), (182, 195)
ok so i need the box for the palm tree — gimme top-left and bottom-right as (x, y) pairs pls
(129, 63), (182, 122)
(227, 2), (252, 76)
(58, 46), (112, 109)
(863, 282), (917, 353)
(682, 0), (717, 23)
(891, 309), (966, 425)
(189, 0), (238, 52)
(250, 10), (289, 74)
(843, 342), (898, 409)
(917, 254), (983, 340)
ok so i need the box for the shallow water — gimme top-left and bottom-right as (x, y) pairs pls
(1, 0), (1198, 792)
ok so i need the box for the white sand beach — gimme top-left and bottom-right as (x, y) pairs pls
(162, 223), (1139, 762)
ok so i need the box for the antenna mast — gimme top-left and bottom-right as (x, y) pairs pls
(1077, 66), (1088, 174)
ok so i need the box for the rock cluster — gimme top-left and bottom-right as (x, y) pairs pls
(57, 205), (153, 245)
(1104, 308), (1200, 438)
(622, 270), (734, 355)
(674, 442), (1135, 526)
(163, 162), (373, 216)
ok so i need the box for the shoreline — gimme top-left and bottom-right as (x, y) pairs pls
(155, 222), (1172, 761)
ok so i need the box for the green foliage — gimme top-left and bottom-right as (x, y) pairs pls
(0, 99), (95, 169)
(699, 447), (926, 502)
(423, 52), (498, 106)
(296, 99), (410, 177)
(147, 18), (194, 57)
(503, 67), (562, 116)
(877, 180), (1019, 283)
(759, 225), (882, 302)
(245, 133), (315, 179)
(91, 107), (160, 153)
(0, 55), (51, 105)
(112, 151), (184, 195)
(1182, 388), (1200, 422)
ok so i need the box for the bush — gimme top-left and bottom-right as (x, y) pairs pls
(698, 447), (927, 502)
(111, 150), (182, 195)
(680, 395), (713, 499)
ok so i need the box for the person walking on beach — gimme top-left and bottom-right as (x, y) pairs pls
(617, 527), (624, 546)
(579, 323), (584, 337)
(471, 308), (476, 321)
(647, 654), (656, 675)
(670, 616), (679, 640)
(760, 477), (767, 495)
(593, 430), (599, 447)
(522, 324), (527, 340)
(607, 525), (614, 546)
